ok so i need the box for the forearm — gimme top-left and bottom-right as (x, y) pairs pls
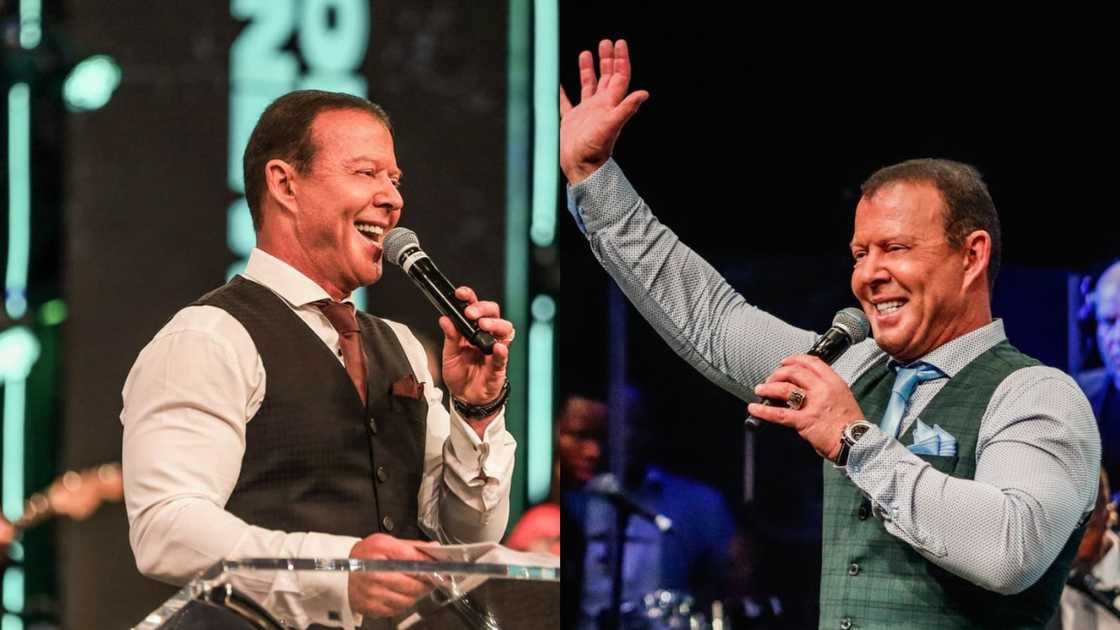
(124, 398), (360, 628)
(420, 405), (515, 543)
(129, 495), (358, 628)
(123, 402), (359, 628)
(130, 496), (358, 581)
(437, 489), (510, 544)
(847, 427), (1087, 594)
(568, 159), (816, 398)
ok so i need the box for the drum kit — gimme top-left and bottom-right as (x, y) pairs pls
(621, 590), (786, 630)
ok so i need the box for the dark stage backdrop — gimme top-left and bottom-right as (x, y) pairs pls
(62, 2), (510, 627)
(560, 7), (1119, 626)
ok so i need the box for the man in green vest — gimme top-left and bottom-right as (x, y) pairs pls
(559, 40), (1101, 629)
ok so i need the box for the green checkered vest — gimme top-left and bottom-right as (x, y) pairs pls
(819, 341), (1084, 629)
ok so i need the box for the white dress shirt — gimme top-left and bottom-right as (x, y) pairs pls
(121, 248), (516, 627)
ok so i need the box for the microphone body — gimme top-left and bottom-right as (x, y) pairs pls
(588, 474), (673, 533)
(745, 308), (870, 428)
(807, 326), (857, 364)
(384, 229), (496, 354)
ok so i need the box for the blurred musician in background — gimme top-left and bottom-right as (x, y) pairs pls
(557, 393), (736, 629)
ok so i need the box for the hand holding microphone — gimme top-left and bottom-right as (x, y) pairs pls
(384, 228), (515, 424)
(745, 307), (871, 461)
(384, 228), (500, 354)
(745, 308), (870, 429)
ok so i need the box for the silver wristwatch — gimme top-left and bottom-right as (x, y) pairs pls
(835, 420), (874, 467)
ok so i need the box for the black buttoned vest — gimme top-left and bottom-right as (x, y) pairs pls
(194, 276), (428, 542)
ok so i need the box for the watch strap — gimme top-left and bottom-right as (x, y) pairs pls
(452, 380), (510, 420)
(835, 420), (873, 467)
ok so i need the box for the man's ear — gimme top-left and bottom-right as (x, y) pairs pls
(961, 229), (992, 291)
(264, 159), (299, 214)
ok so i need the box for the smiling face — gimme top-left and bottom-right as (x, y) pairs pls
(284, 108), (403, 298)
(850, 180), (989, 362)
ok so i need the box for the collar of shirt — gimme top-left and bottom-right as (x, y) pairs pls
(885, 318), (1008, 379)
(241, 247), (356, 310)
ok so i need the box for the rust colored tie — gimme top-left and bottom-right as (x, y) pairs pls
(314, 300), (368, 406)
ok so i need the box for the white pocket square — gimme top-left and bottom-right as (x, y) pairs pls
(908, 419), (957, 457)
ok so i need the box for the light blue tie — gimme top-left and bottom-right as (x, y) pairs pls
(879, 362), (945, 439)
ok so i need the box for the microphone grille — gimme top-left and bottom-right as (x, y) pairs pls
(833, 307), (871, 343)
(383, 227), (419, 266)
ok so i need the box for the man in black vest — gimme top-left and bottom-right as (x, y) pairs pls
(122, 91), (517, 627)
(560, 40), (1099, 627)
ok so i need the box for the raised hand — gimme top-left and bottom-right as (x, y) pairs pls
(560, 39), (649, 185)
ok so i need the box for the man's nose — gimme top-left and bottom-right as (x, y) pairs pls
(854, 250), (890, 290)
(375, 176), (403, 213)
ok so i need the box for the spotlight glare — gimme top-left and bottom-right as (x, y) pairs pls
(63, 55), (122, 112)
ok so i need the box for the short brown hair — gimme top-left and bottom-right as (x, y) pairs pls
(242, 90), (391, 230)
(861, 158), (1002, 291)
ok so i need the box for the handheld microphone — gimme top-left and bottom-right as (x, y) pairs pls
(383, 228), (496, 354)
(745, 307), (870, 429)
(588, 474), (673, 533)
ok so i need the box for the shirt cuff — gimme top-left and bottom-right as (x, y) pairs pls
(843, 424), (890, 477)
(448, 406), (510, 480)
(446, 406), (516, 513)
(844, 425), (948, 557)
(247, 533), (361, 629)
(566, 158), (642, 236)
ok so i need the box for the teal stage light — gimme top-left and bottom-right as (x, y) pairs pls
(63, 55), (122, 112)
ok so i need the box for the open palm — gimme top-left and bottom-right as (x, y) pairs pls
(560, 39), (649, 185)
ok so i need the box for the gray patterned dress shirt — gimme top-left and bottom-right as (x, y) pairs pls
(567, 158), (1100, 595)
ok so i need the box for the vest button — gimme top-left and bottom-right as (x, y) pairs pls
(368, 417), (378, 434)
(847, 563), (860, 576)
(840, 617), (852, 630)
(857, 500), (870, 521)
(382, 515), (395, 532)
(377, 466), (388, 483)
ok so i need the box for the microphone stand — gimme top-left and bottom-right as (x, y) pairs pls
(605, 505), (632, 630)
(1067, 571), (1120, 621)
(601, 490), (670, 630)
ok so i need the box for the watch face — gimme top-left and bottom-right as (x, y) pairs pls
(848, 423), (872, 441)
